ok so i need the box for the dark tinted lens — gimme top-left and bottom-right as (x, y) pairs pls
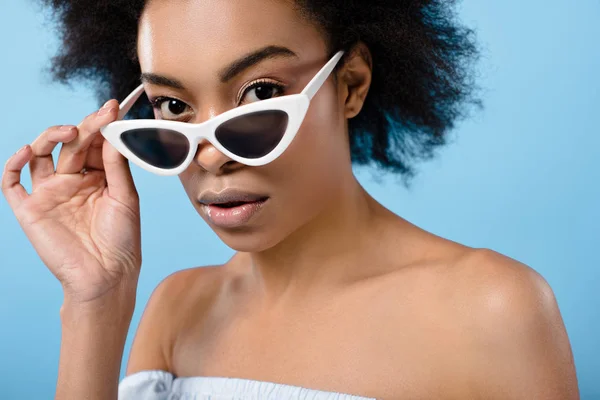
(121, 128), (189, 169)
(215, 110), (288, 159)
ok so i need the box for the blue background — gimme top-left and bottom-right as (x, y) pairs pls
(0, 0), (598, 398)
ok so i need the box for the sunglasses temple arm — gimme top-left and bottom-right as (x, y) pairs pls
(300, 51), (344, 100)
(117, 84), (146, 120)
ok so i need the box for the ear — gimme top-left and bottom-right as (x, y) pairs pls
(338, 42), (372, 119)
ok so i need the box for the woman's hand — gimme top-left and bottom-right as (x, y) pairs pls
(2, 100), (141, 305)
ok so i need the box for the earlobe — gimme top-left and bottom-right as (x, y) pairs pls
(341, 42), (373, 119)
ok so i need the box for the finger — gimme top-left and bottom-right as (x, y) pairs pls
(102, 138), (138, 209)
(2, 145), (32, 209)
(84, 133), (106, 171)
(29, 125), (78, 185)
(55, 100), (119, 174)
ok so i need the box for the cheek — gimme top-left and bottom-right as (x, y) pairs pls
(287, 83), (348, 173)
(265, 84), (349, 201)
(178, 170), (199, 202)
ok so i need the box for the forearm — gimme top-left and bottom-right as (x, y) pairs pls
(56, 287), (136, 400)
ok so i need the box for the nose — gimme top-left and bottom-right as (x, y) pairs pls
(193, 140), (241, 175)
(190, 104), (244, 175)
(192, 109), (244, 175)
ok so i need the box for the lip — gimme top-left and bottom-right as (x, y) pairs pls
(198, 188), (269, 228)
(198, 188), (269, 206)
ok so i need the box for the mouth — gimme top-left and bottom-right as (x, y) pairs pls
(208, 199), (268, 209)
(198, 189), (270, 228)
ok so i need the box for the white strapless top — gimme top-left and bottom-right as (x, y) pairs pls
(118, 370), (375, 399)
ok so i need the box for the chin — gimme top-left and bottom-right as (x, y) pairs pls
(194, 197), (309, 253)
(212, 226), (284, 253)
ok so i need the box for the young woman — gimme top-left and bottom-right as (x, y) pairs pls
(2, 0), (578, 399)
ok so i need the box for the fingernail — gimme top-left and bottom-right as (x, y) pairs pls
(98, 107), (116, 116)
(101, 100), (112, 109)
(60, 125), (74, 131)
(17, 145), (28, 154)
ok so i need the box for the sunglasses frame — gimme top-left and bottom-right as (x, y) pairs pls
(99, 50), (345, 176)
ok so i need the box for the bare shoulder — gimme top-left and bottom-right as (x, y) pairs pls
(445, 248), (560, 347)
(125, 264), (230, 376)
(447, 248), (579, 399)
(451, 248), (554, 317)
(376, 244), (579, 398)
(149, 264), (229, 309)
(378, 243), (562, 336)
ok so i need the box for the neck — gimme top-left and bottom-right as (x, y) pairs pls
(242, 172), (384, 303)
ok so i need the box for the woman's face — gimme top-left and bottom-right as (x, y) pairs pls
(137, 0), (355, 252)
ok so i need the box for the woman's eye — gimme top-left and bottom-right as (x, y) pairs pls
(240, 82), (284, 105)
(152, 97), (191, 120)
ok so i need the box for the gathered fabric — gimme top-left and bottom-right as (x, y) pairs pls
(118, 370), (375, 400)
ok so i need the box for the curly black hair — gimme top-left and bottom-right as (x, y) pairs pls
(40, 0), (479, 177)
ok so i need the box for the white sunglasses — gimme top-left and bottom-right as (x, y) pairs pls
(99, 51), (344, 176)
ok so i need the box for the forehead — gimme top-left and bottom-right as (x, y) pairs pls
(138, 0), (326, 73)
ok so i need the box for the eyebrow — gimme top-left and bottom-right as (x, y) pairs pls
(139, 45), (297, 90)
(140, 73), (185, 90)
(218, 45), (297, 82)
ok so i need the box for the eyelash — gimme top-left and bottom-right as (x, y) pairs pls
(237, 78), (286, 103)
(148, 79), (287, 118)
(149, 96), (176, 109)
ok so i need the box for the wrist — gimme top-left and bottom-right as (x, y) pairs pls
(56, 285), (135, 400)
(61, 283), (137, 325)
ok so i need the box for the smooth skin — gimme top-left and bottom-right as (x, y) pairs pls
(2, 0), (578, 399)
